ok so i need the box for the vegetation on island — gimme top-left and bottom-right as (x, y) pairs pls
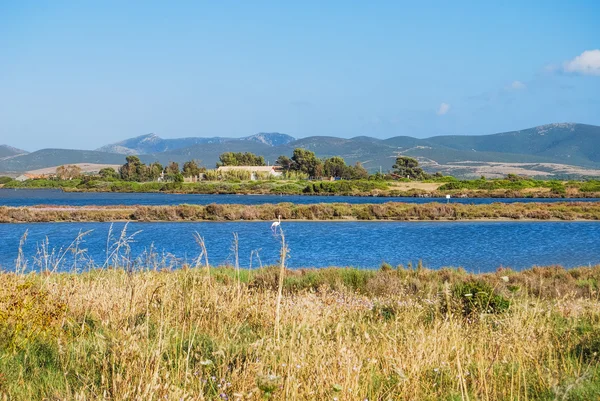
(2, 201), (600, 223)
(2, 152), (600, 198)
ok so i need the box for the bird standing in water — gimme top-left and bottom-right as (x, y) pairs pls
(271, 215), (281, 233)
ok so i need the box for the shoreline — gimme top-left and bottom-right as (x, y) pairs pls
(3, 184), (600, 199)
(2, 219), (598, 225)
(1, 202), (600, 222)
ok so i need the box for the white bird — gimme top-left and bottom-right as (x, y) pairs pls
(271, 215), (281, 233)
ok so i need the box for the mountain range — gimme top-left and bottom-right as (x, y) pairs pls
(96, 132), (295, 154)
(0, 145), (27, 159)
(2, 123), (600, 178)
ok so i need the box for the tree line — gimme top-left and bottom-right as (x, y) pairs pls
(219, 149), (436, 180)
(95, 156), (205, 183)
(55, 151), (436, 183)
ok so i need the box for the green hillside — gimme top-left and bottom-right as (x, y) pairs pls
(426, 123), (600, 167)
(1, 123), (599, 177)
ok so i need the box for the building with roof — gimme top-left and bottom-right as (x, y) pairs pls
(216, 165), (283, 180)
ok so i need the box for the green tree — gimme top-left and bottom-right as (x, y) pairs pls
(163, 162), (182, 182)
(324, 156), (347, 178)
(216, 152), (265, 167)
(182, 160), (202, 177)
(275, 155), (294, 172)
(147, 162), (163, 181)
(119, 156), (147, 181)
(392, 156), (426, 179)
(291, 148), (323, 178)
(350, 162), (369, 180)
(98, 167), (118, 179)
(164, 162), (180, 175)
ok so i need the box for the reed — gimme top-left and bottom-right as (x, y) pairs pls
(2, 201), (600, 223)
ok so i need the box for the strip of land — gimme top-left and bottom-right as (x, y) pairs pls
(5, 176), (600, 198)
(2, 201), (600, 222)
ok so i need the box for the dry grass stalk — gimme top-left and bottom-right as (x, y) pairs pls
(274, 227), (288, 341)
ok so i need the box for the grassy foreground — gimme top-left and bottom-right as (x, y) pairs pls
(2, 265), (600, 400)
(2, 201), (600, 222)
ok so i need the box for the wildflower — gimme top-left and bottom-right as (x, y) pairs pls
(501, 276), (509, 282)
(199, 359), (213, 366)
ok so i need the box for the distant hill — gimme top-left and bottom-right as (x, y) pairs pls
(97, 132), (296, 155)
(1, 123), (599, 178)
(0, 145), (28, 159)
(243, 132), (296, 146)
(423, 123), (600, 166)
(0, 149), (125, 172)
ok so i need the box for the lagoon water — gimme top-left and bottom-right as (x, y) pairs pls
(0, 221), (599, 272)
(0, 188), (598, 207)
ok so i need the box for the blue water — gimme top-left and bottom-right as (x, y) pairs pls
(0, 189), (597, 207)
(1, 221), (598, 272)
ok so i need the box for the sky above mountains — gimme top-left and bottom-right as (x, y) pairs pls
(1, 1), (599, 150)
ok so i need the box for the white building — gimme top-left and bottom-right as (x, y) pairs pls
(216, 166), (283, 180)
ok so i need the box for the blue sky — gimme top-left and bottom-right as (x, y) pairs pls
(1, 1), (599, 150)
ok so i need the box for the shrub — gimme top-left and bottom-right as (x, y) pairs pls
(203, 170), (220, 181)
(580, 180), (600, 193)
(380, 262), (393, 272)
(450, 280), (510, 317)
(573, 322), (600, 362)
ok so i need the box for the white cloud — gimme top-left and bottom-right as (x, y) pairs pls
(563, 50), (600, 76)
(437, 102), (450, 115)
(510, 80), (526, 90)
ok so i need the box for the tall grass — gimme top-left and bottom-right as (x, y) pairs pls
(2, 268), (600, 399)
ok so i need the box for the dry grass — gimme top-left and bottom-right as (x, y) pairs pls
(25, 164), (122, 176)
(1, 263), (600, 400)
(389, 182), (444, 191)
(2, 201), (600, 223)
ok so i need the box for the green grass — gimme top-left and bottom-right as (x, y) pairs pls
(7, 176), (600, 200)
(439, 177), (567, 193)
